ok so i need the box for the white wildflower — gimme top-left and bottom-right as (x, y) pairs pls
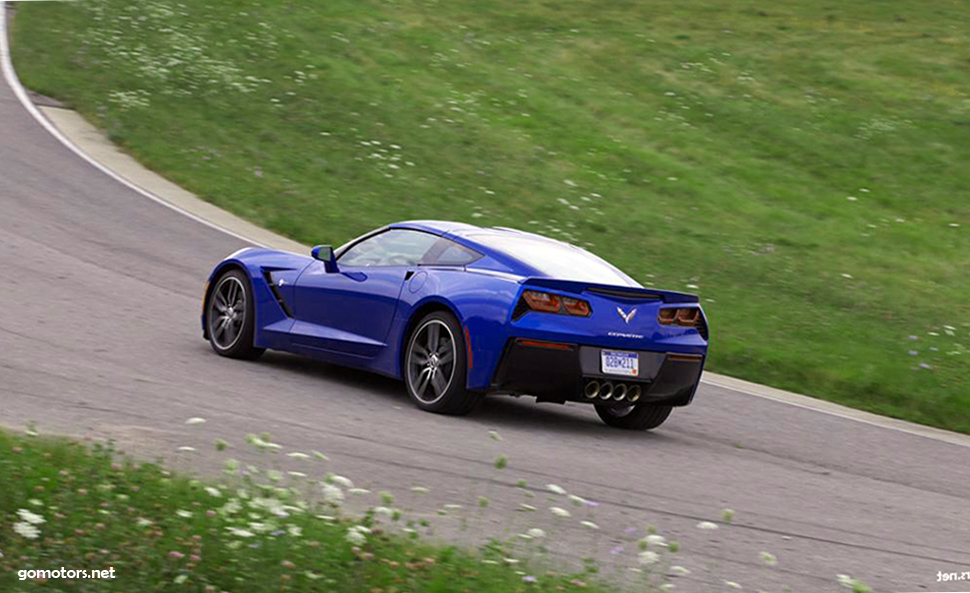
(321, 484), (344, 506)
(549, 506), (571, 518)
(761, 551), (777, 566)
(696, 521), (718, 530)
(13, 522), (40, 540)
(177, 446), (196, 452)
(286, 452), (310, 460)
(546, 484), (567, 495)
(639, 551), (660, 565)
(348, 488), (371, 495)
(329, 474), (354, 489)
(227, 527), (255, 538)
(410, 486), (429, 494)
(645, 534), (667, 547)
(568, 494), (587, 506)
(17, 509), (45, 525)
(248, 435), (281, 450)
(204, 487), (222, 497)
(580, 520), (599, 530)
(724, 581), (741, 589)
(176, 510), (193, 519)
(345, 527), (367, 545)
(185, 417), (206, 425)
(526, 528), (546, 539)
(670, 566), (690, 576)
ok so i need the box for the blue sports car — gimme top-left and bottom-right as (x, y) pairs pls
(202, 221), (708, 430)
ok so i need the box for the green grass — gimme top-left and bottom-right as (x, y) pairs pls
(9, 0), (970, 431)
(0, 428), (621, 592)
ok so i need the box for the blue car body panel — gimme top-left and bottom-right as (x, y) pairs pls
(203, 221), (709, 402)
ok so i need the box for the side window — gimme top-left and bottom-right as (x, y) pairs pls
(338, 230), (439, 267)
(421, 237), (482, 266)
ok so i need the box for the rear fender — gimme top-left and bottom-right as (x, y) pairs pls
(376, 268), (521, 388)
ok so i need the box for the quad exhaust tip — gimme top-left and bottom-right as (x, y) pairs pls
(599, 381), (614, 400)
(628, 384), (642, 402)
(584, 380), (643, 403)
(613, 383), (627, 401)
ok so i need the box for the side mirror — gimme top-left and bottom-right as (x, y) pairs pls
(311, 245), (338, 273)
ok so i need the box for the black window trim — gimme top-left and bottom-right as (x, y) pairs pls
(334, 227), (482, 268)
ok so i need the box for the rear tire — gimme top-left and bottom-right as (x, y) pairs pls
(206, 269), (265, 361)
(404, 311), (479, 415)
(595, 402), (672, 430)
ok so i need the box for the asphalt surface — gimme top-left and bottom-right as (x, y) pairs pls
(1, 44), (969, 593)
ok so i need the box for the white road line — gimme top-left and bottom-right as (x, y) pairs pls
(0, 3), (265, 248)
(3, 1), (969, 449)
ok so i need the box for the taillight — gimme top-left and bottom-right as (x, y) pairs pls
(562, 296), (591, 317)
(520, 290), (592, 317)
(522, 290), (562, 313)
(658, 306), (701, 327)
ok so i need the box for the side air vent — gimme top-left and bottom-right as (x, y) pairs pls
(263, 271), (294, 317)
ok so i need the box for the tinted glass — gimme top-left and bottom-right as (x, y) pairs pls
(472, 234), (634, 285)
(338, 230), (439, 267)
(421, 237), (482, 266)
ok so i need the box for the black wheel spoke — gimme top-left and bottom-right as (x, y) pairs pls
(415, 367), (432, 398)
(427, 323), (440, 352)
(214, 317), (228, 338)
(430, 371), (447, 396)
(412, 344), (429, 364)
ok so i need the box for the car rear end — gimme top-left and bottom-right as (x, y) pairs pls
(489, 278), (708, 408)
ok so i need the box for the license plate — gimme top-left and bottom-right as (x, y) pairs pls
(601, 350), (639, 376)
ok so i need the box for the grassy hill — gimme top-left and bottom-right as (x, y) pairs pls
(10, 0), (969, 432)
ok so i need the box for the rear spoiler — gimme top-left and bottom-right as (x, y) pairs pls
(521, 278), (699, 304)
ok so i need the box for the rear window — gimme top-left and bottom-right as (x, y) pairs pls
(472, 234), (634, 285)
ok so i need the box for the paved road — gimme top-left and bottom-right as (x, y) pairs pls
(1, 41), (968, 593)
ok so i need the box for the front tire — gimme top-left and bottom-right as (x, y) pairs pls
(595, 402), (672, 430)
(206, 269), (265, 360)
(404, 311), (478, 415)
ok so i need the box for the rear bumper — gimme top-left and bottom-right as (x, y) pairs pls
(489, 338), (704, 406)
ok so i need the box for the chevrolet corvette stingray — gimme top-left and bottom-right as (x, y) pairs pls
(202, 221), (708, 430)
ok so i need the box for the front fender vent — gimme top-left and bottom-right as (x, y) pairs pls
(263, 271), (294, 317)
